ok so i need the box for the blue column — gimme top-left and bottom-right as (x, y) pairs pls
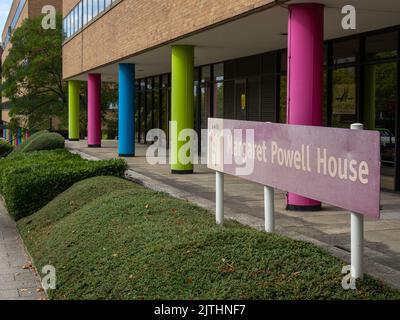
(118, 63), (136, 157)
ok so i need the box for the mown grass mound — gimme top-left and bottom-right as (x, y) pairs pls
(18, 178), (400, 300)
(19, 176), (136, 234)
(12, 131), (64, 154)
(0, 139), (13, 157)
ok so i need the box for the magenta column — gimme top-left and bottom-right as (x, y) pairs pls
(88, 73), (102, 147)
(286, 3), (324, 211)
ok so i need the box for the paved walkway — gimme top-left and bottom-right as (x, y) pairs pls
(0, 199), (45, 300)
(68, 140), (400, 289)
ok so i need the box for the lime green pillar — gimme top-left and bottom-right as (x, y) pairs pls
(68, 80), (80, 141)
(171, 45), (194, 174)
(363, 65), (376, 130)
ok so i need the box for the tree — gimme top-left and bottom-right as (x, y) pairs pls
(1, 14), (66, 131)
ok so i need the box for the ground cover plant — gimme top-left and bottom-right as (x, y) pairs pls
(18, 176), (400, 300)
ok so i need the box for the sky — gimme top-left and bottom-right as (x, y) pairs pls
(0, 0), (13, 37)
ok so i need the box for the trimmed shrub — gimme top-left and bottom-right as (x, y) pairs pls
(0, 149), (75, 193)
(12, 131), (64, 154)
(0, 139), (13, 157)
(1, 150), (128, 220)
(11, 130), (48, 153)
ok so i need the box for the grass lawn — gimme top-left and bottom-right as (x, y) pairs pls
(18, 176), (400, 300)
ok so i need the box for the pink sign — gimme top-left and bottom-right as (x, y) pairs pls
(207, 119), (381, 219)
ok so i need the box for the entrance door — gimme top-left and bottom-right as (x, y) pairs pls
(234, 79), (247, 120)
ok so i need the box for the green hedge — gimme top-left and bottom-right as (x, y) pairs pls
(0, 139), (13, 157)
(1, 150), (128, 220)
(12, 131), (64, 154)
(0, 149), (74, 193)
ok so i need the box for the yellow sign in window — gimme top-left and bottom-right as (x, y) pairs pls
(241, 94), (246, 110)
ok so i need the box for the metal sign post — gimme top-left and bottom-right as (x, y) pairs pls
(350, 123), (365, 279)
(264, 186), (275, 232)
(216, 171), (224, 225)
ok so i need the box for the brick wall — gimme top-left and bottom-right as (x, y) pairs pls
(63, 0), (276, 79)
(28, 0), (62, 17)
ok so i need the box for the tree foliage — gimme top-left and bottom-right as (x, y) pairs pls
(2, 14), (65, 130)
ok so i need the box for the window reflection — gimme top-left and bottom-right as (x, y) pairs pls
(63, 0), (116, 40)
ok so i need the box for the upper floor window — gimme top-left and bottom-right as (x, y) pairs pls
(3, 0), (27, 47)
(63, 0), (117, 41)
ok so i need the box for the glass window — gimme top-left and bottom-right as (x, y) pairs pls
(280, 51), (287, 73)
(214, 63), (224, 82)
(213, 64), (224, 118)
(279, 75), (287, 123)
(153, 77), (160, 129)
(63, 18), (67, 39)
(68, 14), (71, 37)
(93, 0), (99, 18)
(161, 75), (169, 135)
(99, 0), (105, 13)
(364, 62), (398, 190)
(331, 67), (357, 128)
(214, 82), (224, 118)
(146, 78), (153, 131)
(140, 80), (146, 143)
(83, 0), (88, 25)
(201, 66), (211, 83)
(88, 0), (93, 21)
(77, 2), (82, 30)
(71, 9), (75, 35)
(366, 32), (398, 60)
(333, 39), (359, 64)
(105, 0), (112, 8)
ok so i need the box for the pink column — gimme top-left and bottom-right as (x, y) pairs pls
(287, 3), (324, 211)
(88, 73), (102, 147)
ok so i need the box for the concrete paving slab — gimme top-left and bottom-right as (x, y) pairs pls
(0, 199), (45, 300)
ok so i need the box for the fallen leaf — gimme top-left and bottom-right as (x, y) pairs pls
(22, 263), (32, 270)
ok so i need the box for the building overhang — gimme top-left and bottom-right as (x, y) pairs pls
(66, 0), (400, 82)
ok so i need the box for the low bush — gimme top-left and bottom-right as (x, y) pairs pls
(0, 149), (74, 193)
(12, 131), (64, 154)
(0, 139), (13, 157)
(1, 150), (128, 220)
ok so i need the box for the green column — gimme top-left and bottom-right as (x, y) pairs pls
(171, 45), (194, 174)
(68, 80), (80, 140)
